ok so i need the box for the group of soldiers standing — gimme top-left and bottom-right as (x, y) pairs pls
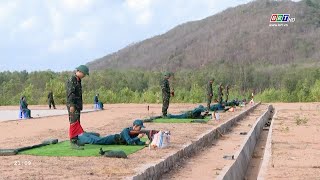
(19, 65), (235, 149)
(161, 72), (231, 117)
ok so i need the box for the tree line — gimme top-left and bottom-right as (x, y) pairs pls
(0, 63), (320, 106)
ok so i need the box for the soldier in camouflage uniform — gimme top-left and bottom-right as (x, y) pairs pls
(218, 83), (224, 104)
(66, 65), (89, 150)
(206, 78), (214, 110)
(225, 85), (230, 103)
(167, 105), (209, 119)
(47, 91), (56, 109)
(161, 72), (173, 117)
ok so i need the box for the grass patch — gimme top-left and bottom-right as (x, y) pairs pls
(19, 140), (146, 157)
(295, 116), (308, 125)
(280, 126), (290, 133)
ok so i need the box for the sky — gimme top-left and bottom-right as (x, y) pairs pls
(0, 0), (300, 72)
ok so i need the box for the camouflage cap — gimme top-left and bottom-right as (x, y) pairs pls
(76, 65), (89, 76)
(133, 119), (145, 128)
(164, 72), (172, 77)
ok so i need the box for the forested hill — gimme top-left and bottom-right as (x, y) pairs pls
(1, 0), (320, 106)
(87, 0), (320, 71)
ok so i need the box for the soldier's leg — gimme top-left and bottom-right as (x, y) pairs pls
(207, 96), (212, 110)
(67, 106), (80, 124)
(162, 98), (166, 116)
(167, 113), (188, 119)
(25, 109), (31, 118)
(52, 100), (56, 109)
(67, 106), (83, 150)
(96, 135), (118, 145)
(78, 133), (101, 144)
(162, 97), (169, 116)
(48, 101), (51, 109)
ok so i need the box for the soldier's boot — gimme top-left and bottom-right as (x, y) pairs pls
(70, 139), (84, 150)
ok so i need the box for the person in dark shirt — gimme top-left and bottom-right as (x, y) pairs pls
(66, 65), (89, 150)
(20, 96), (32, 118)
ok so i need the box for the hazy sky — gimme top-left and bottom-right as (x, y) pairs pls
(0, 0), (299, 72)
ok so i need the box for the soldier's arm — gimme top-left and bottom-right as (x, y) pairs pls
(67, 76), (77, 107)
(166, 80), (171, 93)
(161, 80), (166, 90)
(121, 128), (140, 145)
(135, 139), (146, 145)
(161, 80), (170, 93)
(208, 84), (213, 95)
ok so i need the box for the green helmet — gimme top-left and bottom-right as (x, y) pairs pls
(164, 72), (171, 77)
(76, 65), (89, 76)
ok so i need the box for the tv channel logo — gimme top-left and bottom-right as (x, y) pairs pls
(270, 14), (295, 22)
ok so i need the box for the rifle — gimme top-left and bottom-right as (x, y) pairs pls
(129, 129), (159, 141)
(142, 115), (162, 122)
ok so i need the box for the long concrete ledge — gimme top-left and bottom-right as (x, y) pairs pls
(216, 104), (274, 180)
(1, 109), (100, 123)
(129, 103), (261, 180)
(257, 109), (277, 180)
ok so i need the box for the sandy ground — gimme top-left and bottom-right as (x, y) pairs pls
(162, 104), (268, 180)
(265, 103), (320, 180)
(0, 103), (250, 180)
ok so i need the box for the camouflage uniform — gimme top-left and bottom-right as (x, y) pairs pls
(206, 81), (213, 110)
(66, 74), (83, 124)
(225, 85), (229, 103)
(48, 91), (56, 109)
(168, 105), (207, 119)
(218, 84), (224, 104)
(161, 77), (171, 117)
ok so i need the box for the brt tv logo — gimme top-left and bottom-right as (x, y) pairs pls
(270, 14), (295, 22)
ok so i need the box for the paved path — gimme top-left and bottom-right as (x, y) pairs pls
(0, 109), (96, 122)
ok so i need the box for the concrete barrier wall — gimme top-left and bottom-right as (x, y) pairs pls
(257, 110), (277, 180)
(217, 105), (274, 180)
(130, 103), (261, 180)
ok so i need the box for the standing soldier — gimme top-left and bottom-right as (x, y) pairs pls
(225, 85), (230, 103)
(206, 78), (214, 110)
(161, 72), (173, 117)
(47, 91), (56, 109)
(218, 83), (224, 104)
(66, 65), (89, 150)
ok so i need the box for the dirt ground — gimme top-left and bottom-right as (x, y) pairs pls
(0, 103), (250, 180)
(265, 103), (320, 180)
(162, 104), (268, 180)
